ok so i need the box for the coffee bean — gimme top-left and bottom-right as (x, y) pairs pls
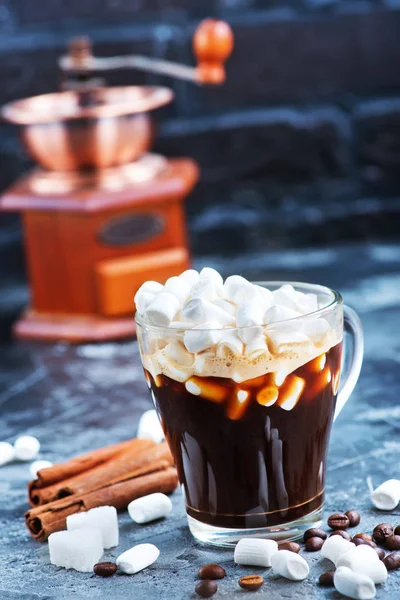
(395, 525), (400, 536)
(278, 542), (300, 553)
(238, 575), (264, 591)
(329, 530), (352, 540)
(375, 547), (386, 561)
(93, 562), (117, 577)
(386, 535), (400, 551)
(353, 533), (373, 543)
(198, 564), (226, 580)
(345, 510), (360, 527)
(373, 523), (394, 544)
(352, 538), (377, 548)
(327, 513), (350, 530)
(195, 580), (218, 598)
(383, 552), (400, 570)
(305, 536), (324, 551)
(319, 571), (335, 586)
(303, 528), (327, 542)
(353, 538), (365, 547)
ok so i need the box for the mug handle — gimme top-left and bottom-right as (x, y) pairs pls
(334, 305), (364, 421)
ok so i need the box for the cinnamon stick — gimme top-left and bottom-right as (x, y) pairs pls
(32, 438), (150, 488)
(25, 467), (178, 542)
(29, 441), (172, 506)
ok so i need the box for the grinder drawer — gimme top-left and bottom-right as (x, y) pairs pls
(95, 247), (190, 317)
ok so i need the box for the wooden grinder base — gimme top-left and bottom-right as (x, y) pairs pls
(1, 158), (199, 343)
(14, 310), (137, 343)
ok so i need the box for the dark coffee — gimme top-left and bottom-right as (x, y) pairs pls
(147, 342), (342, 530)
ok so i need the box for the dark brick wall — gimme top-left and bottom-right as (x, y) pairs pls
(1, 0), (400, 308)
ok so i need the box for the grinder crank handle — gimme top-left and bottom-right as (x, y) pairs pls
(193, 19), (234, 85)
(60, 20), (234, 86)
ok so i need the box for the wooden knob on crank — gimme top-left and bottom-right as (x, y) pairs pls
(193, 19), (234, 84)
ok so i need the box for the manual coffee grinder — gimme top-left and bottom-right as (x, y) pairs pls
(0, 20), (233, 342)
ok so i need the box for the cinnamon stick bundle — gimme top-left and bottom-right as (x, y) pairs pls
(26, 467), (178, 542)
(29, 439), (170, 506)
(31, 438), (139, 489)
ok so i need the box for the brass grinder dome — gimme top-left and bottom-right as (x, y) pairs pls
(1, 86), (173, 171)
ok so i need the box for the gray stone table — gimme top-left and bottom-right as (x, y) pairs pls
(0, 242), (399, 599)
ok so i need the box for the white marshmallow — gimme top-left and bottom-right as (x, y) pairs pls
(29, 460), (53, 478)
(234, 538), (278, 568)
(273, 286), (318, 315)
(254, 285), (274, 308)
(49, 528), (103, 573)
(236, 298), (265, 344)
(272, 284), (299, 310)
(0, 441), (15, 466)
(224, 275), (256, 304)
(134, 281), (163, 313)
(157, 349), (194, 382)
(140, 281), (164, 295)
(199, 267), (224, 296)
(272, 367), (288, 387)
(137, 409), (165, 444)
(145, 292), (180, 326)
(161, 341), (193, 367)
(264, 305), (301, 325)
(185, 377), (227, 402)
(189, 278), (217, 300)
(116, 543), (159, 575)
(164, 276), (191, 305)
(214, 298), (236, 316)
(321, 535), (355, 565)
(336, 545), (387, 584)
(297, 292), (319, 314)
(336, 544), (378, 568)
(334, 566), (376, 600)
(184, 322), (222, 354)
(270, 549), (309, 581)
(14, 435), (40, 461)
(193, 351), (215, 376)
(301, 318), (330, 342)
(135, 280), (163, 298)
(181, 297), (234, 326)
(267, 330), (311, 354)
(245, 335), (268, 359)
(128, 493), (172, 524)
(216, 330), (243, 357)
(371, 479), (400, 510)
(179, 269), (199, 286)
(277, 374), (306, 411)
(256, 385), (279, 407)
(67, 506), (119, 549)
(135, 291), (157, 314)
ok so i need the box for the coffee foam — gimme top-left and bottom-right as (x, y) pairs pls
(141, 326), (341, 384)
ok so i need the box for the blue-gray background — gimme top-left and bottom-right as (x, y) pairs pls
(1, 0), (400, 338)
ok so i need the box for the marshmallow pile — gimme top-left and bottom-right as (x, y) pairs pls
(234, 538), (309, 581)
(136, 268), (321, 337)
(233, 534), (388, 598)
(135, 269), (338, 386)
(50, 506), (120, 572)
(49, 495), (172, 573)
(321, 536), (388, 599)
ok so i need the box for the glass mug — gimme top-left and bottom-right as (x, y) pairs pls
(136, 282), (363, 546)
